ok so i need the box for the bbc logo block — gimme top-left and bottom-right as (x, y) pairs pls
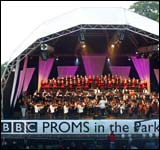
(1, 122), (37, 133)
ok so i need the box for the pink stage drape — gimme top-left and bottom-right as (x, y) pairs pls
(38, 58), (54, 91)
(131, 56), (150, 93)
(22, 68), (35, 92)
(13, 57), (28, 107)
(57, 66), (78, 77)
(82, 55), (106, 76)
(154, 69), (159, 84)
(110, 66), (131, 78)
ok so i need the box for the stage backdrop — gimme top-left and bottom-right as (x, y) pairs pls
(82, 55), (106, 76)
(22, 68), (35, 92)
(13, 56), (28, 107)
(57, 66), (78, 77)
(131, 57), (150, 93)
(38, 58), (54, 91)
(110, 66), (131, 78)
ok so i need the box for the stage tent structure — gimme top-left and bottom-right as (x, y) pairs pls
(1, 7), (159, 119)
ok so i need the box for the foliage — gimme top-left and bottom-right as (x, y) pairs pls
(129, 1), (159, 21)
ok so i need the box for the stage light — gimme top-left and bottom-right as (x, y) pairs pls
(41, 44), (48, 51)
(82, 43), (86, 48)
(111, 44), (115, 48)
(128, 57), (131, 61)
(79, 32), (85, 42)
(75, 57), (79, 65)
(40, 43), (54, 60)
(56, 57), (59, 61)
(136, 51), (138, 55)
(78, 31), (87, 49)
(107, 58), (110, 62)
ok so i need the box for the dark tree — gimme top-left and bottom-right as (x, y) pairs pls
(129, 1), (159, 22)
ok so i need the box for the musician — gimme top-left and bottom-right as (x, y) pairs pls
(95, 75), (99, 86)
(77, 78), (81, 89)
(123, 78), (128, 89)
(143, 88), (149, 95)
(42, 89), (47, 100)
(69, 79), (73, 89)
(88, 75), (92, 88)
(49, 102), (57, 119)
(100, 79), (105, 89)
(98, 96), (108, 116)
(61, 79), (65, 89)
(142, 80), (147, 89)
(108, 80), (112, 90)
(53, 79), (57, 89)
(73, 76), (77, 89)
(119, 103), (125, 116)
(84, 76), (89, 89)
(41, 80), (45, 89)
(34, 103), (40, 119)
(63, 102), (69, 119)
(112, 78), (116, 89)
(77, 102), (85, 119)
(57, 79), (61, 89)
(56, 89), (63, 98)
(131, 78), (136, 89)
(94, 87), (101, 95)
(19, 98), (27, 119)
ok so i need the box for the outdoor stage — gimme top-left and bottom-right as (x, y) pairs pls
(1, 7), (159, 150)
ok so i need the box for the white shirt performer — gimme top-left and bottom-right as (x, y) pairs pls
(49, 104), (57, 119)
(77, 103), (85, 119)
(98, 97), (107, 116)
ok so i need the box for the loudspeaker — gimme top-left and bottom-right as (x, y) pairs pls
(41, 51), (48, 60)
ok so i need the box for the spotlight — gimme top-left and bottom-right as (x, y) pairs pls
(81, 43), (86, 48)
(56, 57), (59, 61)
(79, 31), (86, 49)
(75, 57), (79, 65)
(136, 51), (138, 55)
(128, 57), (131, 61)
(111, 44), (115, 48)
(107, 58), (110, 62)
(79, 32), (85, 42)
(41, 44), (48, 51)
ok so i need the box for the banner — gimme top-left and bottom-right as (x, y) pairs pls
(1, 120), (159, 135)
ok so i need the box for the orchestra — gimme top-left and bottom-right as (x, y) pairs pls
(16, 74), (159, 120)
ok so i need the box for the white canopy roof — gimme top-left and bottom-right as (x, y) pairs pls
(9, 7), (159, 63)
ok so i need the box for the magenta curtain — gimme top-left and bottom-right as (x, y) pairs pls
(13, 57), (28, 107)
(82, 55), (106, 76)
(38, 58), (54, 91)
(22, 68), (35, 92)
(131, 56), (150, 92)
(154, 69), (159, 84)
(13, 71), (25, 107)
(57, 66), (78, 77)
(110, 66), (131, 78)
